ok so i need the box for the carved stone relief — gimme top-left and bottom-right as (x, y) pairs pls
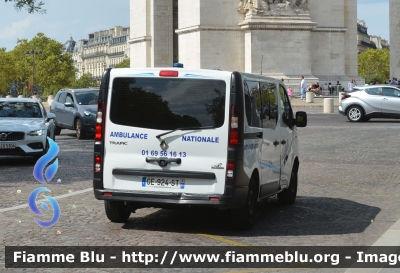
(238, 0), (309, 16)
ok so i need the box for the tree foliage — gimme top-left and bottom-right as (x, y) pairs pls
(358, 49), (390, 84)
(3, 0), (45, 13)
(69, 73), (99, 89)
(114, 58), (130, 68)
(0, 33), (75, 96)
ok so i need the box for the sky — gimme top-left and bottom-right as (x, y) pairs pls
(0, 0), (390, 51)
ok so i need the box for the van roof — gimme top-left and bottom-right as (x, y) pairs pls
(109, 67), (282, 84)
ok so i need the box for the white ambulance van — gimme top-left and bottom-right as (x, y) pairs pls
(93, 67), (307, 229)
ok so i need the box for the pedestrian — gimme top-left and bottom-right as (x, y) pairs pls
(281, 78), (284, 83)
(300, 76), (306, 100)
(287, 85), (293, 100)
(348, 78), (355, 91)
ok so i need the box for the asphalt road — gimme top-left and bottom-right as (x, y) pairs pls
(1, 111), (400, 273)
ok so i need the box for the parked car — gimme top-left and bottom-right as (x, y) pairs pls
(50, 88), (99, 139)
(339, 85), (400, 122)
(0, 98), (55, 159)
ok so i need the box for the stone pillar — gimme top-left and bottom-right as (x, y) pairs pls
(390, 0), (400, 79)
(306, 91), (314, 103)
(129, 0), (174, 68)
(323, 98), (334, 113)
(47, 95), (55, 106)
(344, 0), (364, 84)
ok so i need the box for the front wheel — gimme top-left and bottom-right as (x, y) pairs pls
(277, 171), (298, 205)
(104, 200), (131, 223)
(231, 177), (258, 230)
(75, 119), (85, 139)
(347, 106), (364, 122)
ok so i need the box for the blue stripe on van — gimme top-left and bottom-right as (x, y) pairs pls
(183, 74), (214, 79)
(260, 161), (289, 176)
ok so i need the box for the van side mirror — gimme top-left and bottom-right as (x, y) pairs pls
(295, 111), (307, 127)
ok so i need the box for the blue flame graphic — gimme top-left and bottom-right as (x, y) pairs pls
(28, 187), (61, 227)
(33, 137), (59, 184)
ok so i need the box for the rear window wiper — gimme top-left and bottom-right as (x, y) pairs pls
(156, 126), (216, 139)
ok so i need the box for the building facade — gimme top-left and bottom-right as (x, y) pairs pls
(357, 20), (389, 54)
(129, 0), (364, 87)
(63, 26), (130, 80)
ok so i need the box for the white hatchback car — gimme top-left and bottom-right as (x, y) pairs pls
(0, 98), (56, 159)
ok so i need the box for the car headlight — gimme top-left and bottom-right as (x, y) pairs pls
(28, 129), (46, 136)
(84, 110), (95, 117)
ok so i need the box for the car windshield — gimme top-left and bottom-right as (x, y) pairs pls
(0, 102), (43, 118)
(75, 91), (99, 105)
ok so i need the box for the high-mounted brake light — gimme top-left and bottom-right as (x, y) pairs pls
(160, 70), (179, 77)
(228, 106), (239, 145)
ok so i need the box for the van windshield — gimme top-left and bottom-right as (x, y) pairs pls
(110, 78), (226, 130)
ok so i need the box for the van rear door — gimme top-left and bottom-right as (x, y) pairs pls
(103, 70), (231, 196)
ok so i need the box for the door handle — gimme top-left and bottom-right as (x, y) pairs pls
(273, 140), (280, 146)
(255, 132), (263, 138)
(281, 140), (286, 145)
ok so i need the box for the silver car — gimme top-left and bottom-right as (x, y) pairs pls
(0, 98), (56, 159)
(338, 85), (400, 122)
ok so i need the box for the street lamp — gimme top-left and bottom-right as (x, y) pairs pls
(25, 49), (42, 96)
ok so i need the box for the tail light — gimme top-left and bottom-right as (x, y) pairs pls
(342, 94), (351, 100)
(227, 162), (234, 178)
(228, 106), (239, 146)
(95, 100), (105, 141)
(95, 155), (101, 172)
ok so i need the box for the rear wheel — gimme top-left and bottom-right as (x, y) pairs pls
(277, 171), (298, 205)
(104, 200), (131, 223)
(232, 176), (258, 230)
(347, 106), (364, 122)
(75, 119), (85, 139)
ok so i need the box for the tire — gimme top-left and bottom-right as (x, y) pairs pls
(54, 122), (61, 135)
(104, 200), (131, 223)
(232, 176), (258, 230)
(347, 106), (364, 122)
(33, 139), (49, 161)
(277, 171), (298, 205)
(75, 119), (85, 139)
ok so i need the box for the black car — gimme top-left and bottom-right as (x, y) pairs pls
(50, 88), (99, 139)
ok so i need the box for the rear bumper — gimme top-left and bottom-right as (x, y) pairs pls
(93, 179), (248, 209)
(338, 106), (345, 116)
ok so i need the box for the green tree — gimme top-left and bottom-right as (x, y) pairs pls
(10, 33), (75, 96)
(3, 0), (45, 13)
(70, 73), (99, 89)
(358, 49), (390, 84)
(0, 48), (18, 96)
(114, 58), (130, 68)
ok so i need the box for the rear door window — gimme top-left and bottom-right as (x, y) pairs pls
(58, 93), (67, 103)
(110, 78), (226, 130)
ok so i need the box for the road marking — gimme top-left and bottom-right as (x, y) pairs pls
(0, 188), (92, 213)
(294, 205), (368, 222)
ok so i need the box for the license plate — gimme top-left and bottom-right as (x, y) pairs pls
(0, 143), (16, 149)
(142, 177), (185, 189)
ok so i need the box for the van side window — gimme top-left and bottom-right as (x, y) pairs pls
(260, 82), (278, 129)
(243, 81), (261, 127)
(279, 85), (294, 129)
